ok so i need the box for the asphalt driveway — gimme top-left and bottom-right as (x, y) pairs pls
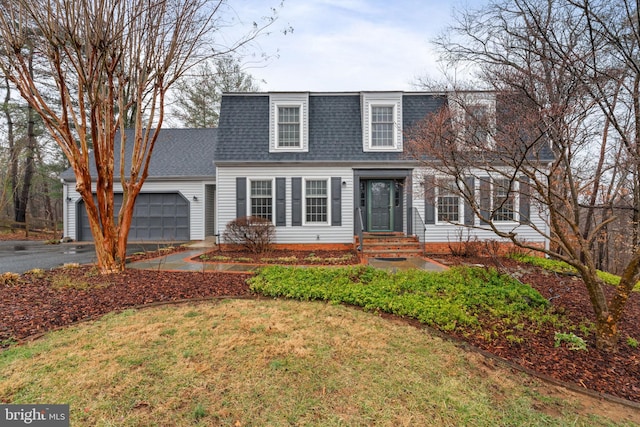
(0, 241), (183, 274)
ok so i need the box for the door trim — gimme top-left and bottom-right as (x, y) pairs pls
(353, 169), (413, 235)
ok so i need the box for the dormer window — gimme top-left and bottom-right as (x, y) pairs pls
(270, 93), (308, 152)
(362, 92), (403, 152)
(277, 106), (300, 148)
(465, 104), (490, 146)
(371, 106), (395, 147)
(449, 92), (495, 149)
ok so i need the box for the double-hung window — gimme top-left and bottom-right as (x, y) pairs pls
(371, 106), (394, 148)
(270, 93), (308, 152)
(448, 93), (495, 149)
(465, 104), (490, 146)
(250, 180), (273, 221)
(437, 179), (461, 223)
(362, 93), (402, 152)
(493, 178), (515, 222)
(277, 106), (300, 148)
(305, 179), (328, 224)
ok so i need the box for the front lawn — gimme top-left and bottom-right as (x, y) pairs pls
(1, 299), (636, 426)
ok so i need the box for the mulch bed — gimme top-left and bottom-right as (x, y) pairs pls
(439, 255), (640, 404)
(1, 248), (639, 405)
(195, 248), (361, 265)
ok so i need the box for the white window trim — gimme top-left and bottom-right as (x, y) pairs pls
(275, 102), (304, 150)
(362, 92), (403, 152)
(302, 177), (331, 226)
(492, 178), (519, 223)
(449, 92), (496, 150)
(435, 178), (463, 225)
(248, 177), (275, 224)
(369, 104), (397, 150)
(269, 93), (309, 153)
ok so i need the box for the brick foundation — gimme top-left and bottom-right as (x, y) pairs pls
(217, 240), (545, 258)
(424, 241), (545, 257)
(218, 243), (354, 252)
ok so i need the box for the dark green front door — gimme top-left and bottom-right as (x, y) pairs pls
(368, 180), (393, 231)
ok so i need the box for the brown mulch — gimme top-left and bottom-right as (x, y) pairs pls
(195, 248), (361, 265)
(1, 248), (639, 407)
(438, 255), (640, 404)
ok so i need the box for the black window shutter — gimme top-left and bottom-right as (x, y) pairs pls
(479, 177), (491, 224)
(331, 177), (342, 226)
(424, 175), (435, 224)
(275, 177), (286, 226)
(464, 177), (475, 226)
(519, 175), (531, 224)
(292, 177), (302, 226)
(236, 177), (246, 219)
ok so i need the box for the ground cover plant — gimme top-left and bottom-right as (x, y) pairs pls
(510, 254), (640, 290)
(249, 265), (556, 335)
(1, 299), (638, 426)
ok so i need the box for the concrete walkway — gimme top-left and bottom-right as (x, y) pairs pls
(127, 245), (447, 273)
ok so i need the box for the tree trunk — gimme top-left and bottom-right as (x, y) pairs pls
(87, 214), (124, 273)
(13, 47), (37, 225)
(595, 315), (619, 352)
(35, 149), (55, 227)
(15, 103), (36, 223)
(4, 77), (19, 223)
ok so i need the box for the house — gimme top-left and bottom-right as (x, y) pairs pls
(61, 91), (549, 254)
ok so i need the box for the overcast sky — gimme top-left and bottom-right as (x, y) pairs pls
(235, 0), (478, 92)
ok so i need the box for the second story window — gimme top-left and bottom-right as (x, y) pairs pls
(371, 106), (394, 147)
(449, 92), (495, 150)
(277, 106), (300, 148)
(270, 93), (308, 153)
(465, 104), (490, 147)
(250, 179), (273, 221)
(362, 92), (402, 152)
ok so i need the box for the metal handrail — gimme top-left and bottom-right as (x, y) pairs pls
(355, 207), (365, 251)
(412, 207), (426, 255)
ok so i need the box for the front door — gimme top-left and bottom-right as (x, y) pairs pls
(368, 180), (393, 231)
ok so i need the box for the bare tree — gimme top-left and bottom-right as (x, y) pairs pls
(2, 69), (43, 227)
(172, 54), (260, 127)
(0, 0), (278, 272)
(409, 0), (640, 351)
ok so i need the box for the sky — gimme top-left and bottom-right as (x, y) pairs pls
(233, 0), (475, 92)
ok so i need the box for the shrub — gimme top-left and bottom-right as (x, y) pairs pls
(554, 332), (587, 351)
(223, 216), (275, 254)
(447, 229), (482, 257)
(0, 272), (21, 286)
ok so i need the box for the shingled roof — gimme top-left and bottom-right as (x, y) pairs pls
(215, 92), (447, 163)
(59, 128), (217, 182)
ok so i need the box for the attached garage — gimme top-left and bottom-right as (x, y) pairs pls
(77, 193), (190, 242)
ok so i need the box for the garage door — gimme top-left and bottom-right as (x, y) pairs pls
(77, 193), (189, 241)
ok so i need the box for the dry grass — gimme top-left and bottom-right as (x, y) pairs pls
(0, 299), (637, 426)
